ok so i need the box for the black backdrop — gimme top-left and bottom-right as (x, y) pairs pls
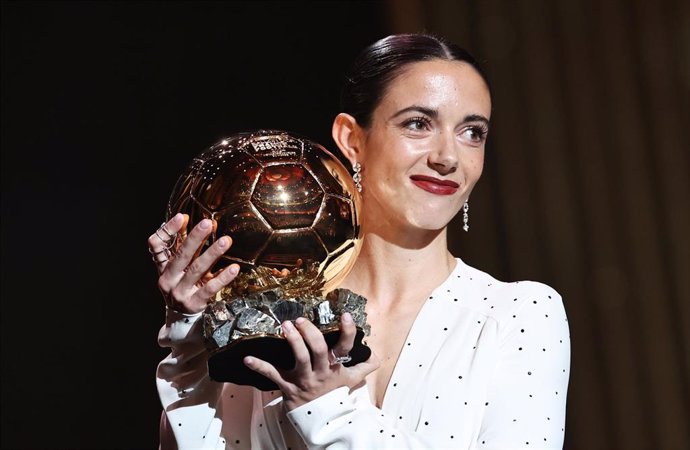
(1, 2), (387, 448)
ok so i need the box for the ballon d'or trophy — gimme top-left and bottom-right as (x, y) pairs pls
(166, 130), (370, 390)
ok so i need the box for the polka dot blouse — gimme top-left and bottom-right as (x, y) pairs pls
(156, 258), (570, 449)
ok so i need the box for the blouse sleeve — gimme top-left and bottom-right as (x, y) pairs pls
(286, 387), (438, 449)
(478, 283), (571, 449)
(156, 307), (252, 450)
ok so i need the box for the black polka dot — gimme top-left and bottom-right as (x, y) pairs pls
(443, 327), (448, 331)
(379, 430), (384, 433)
(184, 318), (190, 323)
(528, 371), (532, 375)
(454, 298), (458, 301)
(425, 421), (429, 425)
(399, 416), (403, 419)
(483, 297), (487, 300)
(259, 423), (263, 427)
(393, 383), (397, 386)
(514, 298), (518, 301)
(519, 347), (523, 351)
(458, 375), (463, 379)
(451, 435), (454, 439)
(464, 401), (468, 405)
(435, 396), (439, 399)
(307, 411), (311, 415)
(521, 329), (525, 333)
(391, 434), (396, 438)
(178, 423), (182, 427)
(485, 402), (489, 406)
(533, 300), (537, 304)
(235, 440), (240, 444)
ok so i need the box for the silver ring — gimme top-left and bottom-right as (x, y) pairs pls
(151, 247), (171, 263)
(330, 349), (352, 365)
(155, 222), (177, 249)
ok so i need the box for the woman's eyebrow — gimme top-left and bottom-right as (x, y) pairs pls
(389, 107), (489, 127)
(463, 114), (490, 126)
(389, 105), (438, 120)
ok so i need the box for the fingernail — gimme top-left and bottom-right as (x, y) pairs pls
(244, 356), (254, 366)
(282, 321), (295, 334)
(342, 312), (353, 324)
(295, 317), (306, 325)
(200, 219), (211, 229)
(229, 265), (239, 275)
(218, 237), (228, 247)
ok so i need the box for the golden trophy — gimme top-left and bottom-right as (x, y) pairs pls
(166, 130), (370, 390)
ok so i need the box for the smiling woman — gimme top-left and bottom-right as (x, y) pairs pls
(151, 34), (570, 450)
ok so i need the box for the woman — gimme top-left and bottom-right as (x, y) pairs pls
(149, 34), (570, 449)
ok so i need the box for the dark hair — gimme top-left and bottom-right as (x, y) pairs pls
(340, 34), (490, 128)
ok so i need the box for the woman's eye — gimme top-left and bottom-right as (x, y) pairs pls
(461, 126), (487, 143)
(403, 117), (431, 131)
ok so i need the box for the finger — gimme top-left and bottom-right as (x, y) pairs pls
(177, 235), (232, 292)
(244, 356), (291, 392)
(331, 313), (356, 360)
(345, 353), (381, 387)
(282, 320), (313, 373)
(148, 213), (185, 274)
(188, 263), (240, 310)
(162, 218), (214, 284)
(295, 317), (330, 372)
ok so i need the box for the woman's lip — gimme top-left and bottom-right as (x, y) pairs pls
(409, 175), (459, 195)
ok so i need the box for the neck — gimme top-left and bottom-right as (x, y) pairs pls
(341, 219), (456, 309)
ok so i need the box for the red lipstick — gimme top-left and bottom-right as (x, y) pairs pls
(409, 175), (460, 195)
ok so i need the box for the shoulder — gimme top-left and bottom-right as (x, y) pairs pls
(451, 258), (568, 333)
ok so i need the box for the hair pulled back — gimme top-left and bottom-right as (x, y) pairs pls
(340, 34), (489, 128)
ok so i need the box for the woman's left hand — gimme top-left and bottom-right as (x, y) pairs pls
(244, 313), (380, 411)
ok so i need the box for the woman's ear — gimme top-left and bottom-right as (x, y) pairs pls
(332, 113), (362, 167)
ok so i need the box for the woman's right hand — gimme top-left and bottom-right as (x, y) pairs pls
(147, 213), (240, 314)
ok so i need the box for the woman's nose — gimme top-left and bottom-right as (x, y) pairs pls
(427, 133), (458, 175)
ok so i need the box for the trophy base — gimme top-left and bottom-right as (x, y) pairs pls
(208, 327), (371, 391)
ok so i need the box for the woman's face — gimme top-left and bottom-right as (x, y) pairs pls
(358, 59), (491, 232)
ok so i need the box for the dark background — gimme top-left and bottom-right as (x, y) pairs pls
(2, 1), (688, 449)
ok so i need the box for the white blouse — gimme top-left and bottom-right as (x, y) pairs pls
(157, 257), (570, 449)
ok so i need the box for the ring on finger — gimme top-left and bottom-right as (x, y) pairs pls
(330, 349), (352, 365)
(151, 247), (171, 263)
(155, 222), (177, 248)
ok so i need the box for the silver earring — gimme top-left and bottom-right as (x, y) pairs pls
(463, 200), (469, 232)
(353, 162), (362, 192)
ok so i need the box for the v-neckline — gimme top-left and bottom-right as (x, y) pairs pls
(373, 258), (463, 411)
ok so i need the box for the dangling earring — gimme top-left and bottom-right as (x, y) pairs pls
(463, 200), (469, 232)
(353, 162), (362, 193)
